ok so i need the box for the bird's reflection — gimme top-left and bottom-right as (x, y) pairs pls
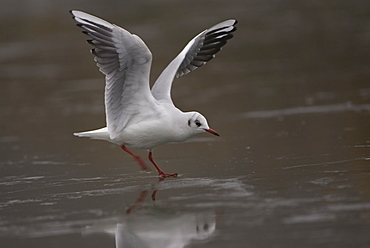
(126, 176), (169, 214)
(111, 210), (216, 248)
(83, 179), (217, 248)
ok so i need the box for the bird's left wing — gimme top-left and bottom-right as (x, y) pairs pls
(151, 19), (237, 104)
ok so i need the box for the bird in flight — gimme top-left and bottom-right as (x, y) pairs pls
(70, 10), (237, 177)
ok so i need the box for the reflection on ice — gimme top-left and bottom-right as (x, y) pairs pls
(83, 209), (216, 248)
(0, 175), (250, 245)
(241, 102), (370, 119)
(77, 177), (249, 247)
(283, 213), (336, 224)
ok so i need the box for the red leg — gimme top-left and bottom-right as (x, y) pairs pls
(126, 190), (148, 214)
(151, 190), (158, 201)
(120, 145), (149, 171)
(148, 151), (177, 177)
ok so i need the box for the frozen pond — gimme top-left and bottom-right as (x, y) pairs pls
(1, 1), (369, 247)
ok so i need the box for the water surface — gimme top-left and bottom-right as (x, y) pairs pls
(1, 1), (369, 247)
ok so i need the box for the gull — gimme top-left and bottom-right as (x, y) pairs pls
(70, 10), (237, 177)
(83, 208), (216, 248)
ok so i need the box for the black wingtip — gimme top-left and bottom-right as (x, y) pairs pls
(231, 20), (238, 33)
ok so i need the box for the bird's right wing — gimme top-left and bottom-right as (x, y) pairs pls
(71, 10), (160, 140)
(151, 19), (237, 104)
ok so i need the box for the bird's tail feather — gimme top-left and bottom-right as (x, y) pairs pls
(73, 127), (110, 141)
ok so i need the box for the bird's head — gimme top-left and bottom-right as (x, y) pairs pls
(185, 112), (220, 137)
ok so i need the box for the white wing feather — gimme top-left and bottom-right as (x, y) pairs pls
(71, 10), (159, 140)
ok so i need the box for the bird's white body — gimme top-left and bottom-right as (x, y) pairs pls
(76, 107), (198, 150)
(71, 10), (236, 176)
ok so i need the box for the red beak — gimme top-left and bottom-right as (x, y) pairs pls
(205, 128), (220, 136)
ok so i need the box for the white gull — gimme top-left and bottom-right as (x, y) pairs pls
(70, 10), (237, 177)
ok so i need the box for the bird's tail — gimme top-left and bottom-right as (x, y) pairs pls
(73, 127), (110, 141)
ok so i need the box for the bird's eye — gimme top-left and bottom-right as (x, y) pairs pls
(188, 119), (191, 126)
(195, 119), (201, 127)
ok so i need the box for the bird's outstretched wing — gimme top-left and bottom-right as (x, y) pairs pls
(71, 10), (159, 140)
(151, 19), (237, 104)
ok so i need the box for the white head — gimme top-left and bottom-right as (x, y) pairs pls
(185, 112), (220, 137)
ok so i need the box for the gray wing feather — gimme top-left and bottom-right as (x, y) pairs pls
(176, 20), (236, 77)
(151, 19), (237, 103)
(71, 10), (158, 140)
